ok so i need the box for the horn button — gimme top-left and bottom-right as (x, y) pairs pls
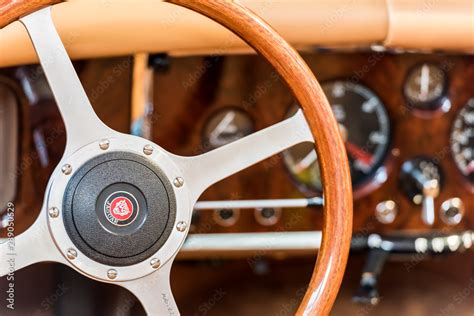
(62, 152), (176, 266)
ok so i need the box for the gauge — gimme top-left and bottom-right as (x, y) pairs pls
(450, 98), (474, 185)
(282, 81), (391, 193)
(403, 63), (449, 113)
(202, 107), (254, 150)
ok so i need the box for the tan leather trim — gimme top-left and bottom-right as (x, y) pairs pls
(0, 0), (386, 67)
(0, 0), (471, 68)
(385, 0), (474, 52)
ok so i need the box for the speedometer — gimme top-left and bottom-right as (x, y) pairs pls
(282, 80), (391, 194)
(451, 98), (474, 185)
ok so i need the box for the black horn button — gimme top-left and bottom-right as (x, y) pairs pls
(62, 152), (176, 266)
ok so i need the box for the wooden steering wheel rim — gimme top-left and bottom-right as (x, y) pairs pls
(0, 0), (353, 315)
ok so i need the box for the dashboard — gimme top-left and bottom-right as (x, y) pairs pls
(150, 52), (474, 235)
(1, 51), (473, 238)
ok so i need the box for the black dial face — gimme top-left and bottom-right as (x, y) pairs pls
(283, 81), (391, 193)
(451, 98), (474, 185)
(404, 63), (449, 112)
(202, 107), (254, 150)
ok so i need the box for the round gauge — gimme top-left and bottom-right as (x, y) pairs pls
(403, 63), (449, 112)
(202, 107), (254, 150)
(450, 98), (474, 185)
(282, 81), (391, 193)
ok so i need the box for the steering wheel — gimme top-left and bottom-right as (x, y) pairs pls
(0, 1), (352, 315)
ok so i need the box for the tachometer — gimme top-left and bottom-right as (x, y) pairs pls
(282, 80), (391, 193)
(451, 98), (474, 185)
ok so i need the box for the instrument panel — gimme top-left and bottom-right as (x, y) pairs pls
(2, 52), (473, 236)
(150, 52), (473, 234)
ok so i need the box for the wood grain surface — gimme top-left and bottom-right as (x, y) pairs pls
(152, 53), (473, 235)
(0, 0), (62, 28)
(6, 52), (472, 316)
(12, 54), (473, 236)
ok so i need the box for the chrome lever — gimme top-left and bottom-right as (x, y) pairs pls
(400, 157), (443, 226)
(421, 179), (439, 226)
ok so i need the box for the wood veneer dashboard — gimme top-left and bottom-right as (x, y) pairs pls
(2, 51), (473, 236)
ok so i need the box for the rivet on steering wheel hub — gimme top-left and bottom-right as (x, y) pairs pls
(66, 248), (77, 260)
(143, 144), (154, 155)
(150, 258), (161, 269)
(107, 269), (118, 280)
(48, 207), (59, 218)
(99, 139), (110, 150)
(176, 221), (187, 232)
(61, 163), (72, 175)
(173, 177), (184, 188)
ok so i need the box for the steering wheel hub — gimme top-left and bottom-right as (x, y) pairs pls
(62, 152), (176, 266)
(44, 136), (191, 282)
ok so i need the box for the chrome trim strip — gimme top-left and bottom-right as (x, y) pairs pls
(180, 231), (322, 257)
(194, 197), (323, 210)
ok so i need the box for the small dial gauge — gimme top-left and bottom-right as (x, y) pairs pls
(451, 98), (474, 185)
(282, 81), (391, 193)
(403, 63), (449, 112)
(202, 107), (254, 150)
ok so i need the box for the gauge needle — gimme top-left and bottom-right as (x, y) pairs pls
(345, 142), (374, 166)
(420, 64), (430, 98)
(294, 150), (318, 173)
(466, 161), (474, 174)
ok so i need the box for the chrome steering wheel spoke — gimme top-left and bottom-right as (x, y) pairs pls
(20, 7), (116, 156)
(174, 109), (314, 203)
(119, 260), (179, 315)
(0, 207), (67, 277)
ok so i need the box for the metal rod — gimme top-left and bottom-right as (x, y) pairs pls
(179, 231), (322, 259)
(193, 197), (323, 210)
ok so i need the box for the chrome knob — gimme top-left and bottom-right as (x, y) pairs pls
(440, 198), (465, 226)
(375, 200), (398, 224)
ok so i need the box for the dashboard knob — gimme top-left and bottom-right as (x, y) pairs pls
(375, 200), (398, 224)
(399, 157), (443, 226)
(440, 198), (465, 226)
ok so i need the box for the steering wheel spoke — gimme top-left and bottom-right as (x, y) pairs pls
(20, 7), (116, 156)
(119, 261), (179, 315)
(174, 109), (313, 203)
(0, 207), (66, 277)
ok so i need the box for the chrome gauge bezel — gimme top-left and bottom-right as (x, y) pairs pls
(402, 62), (451, 117)
(281, 79), (392, 198)
(450, 98), (474, 191)
(200, 106), (256, 151)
